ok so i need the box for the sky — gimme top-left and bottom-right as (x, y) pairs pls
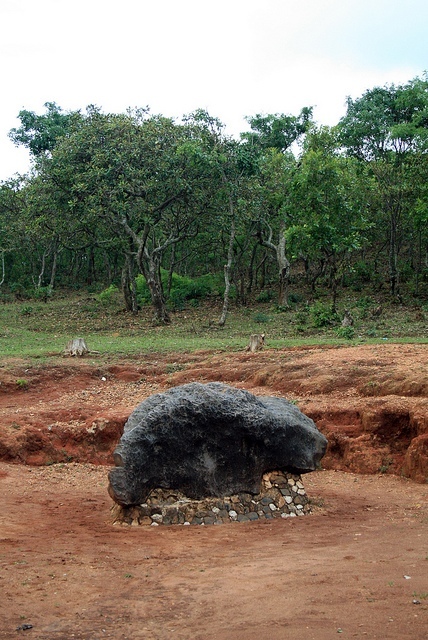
(1, 0), (427, 181)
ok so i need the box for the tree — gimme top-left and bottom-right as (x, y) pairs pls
(242, 108), (313, 152)
(0, 178), (25, 287)
(339, 75), (428, 296)
(39, 108), (218, 323)
(241, 109), (313, 307)
(254, 149), (297, 306)
(9, 102), (82, 158)
(285, 127), (373, 309)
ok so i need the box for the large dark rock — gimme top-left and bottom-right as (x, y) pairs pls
(108, 382), (327, 506)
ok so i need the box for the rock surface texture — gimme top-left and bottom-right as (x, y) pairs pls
(108, 382), (327, 507)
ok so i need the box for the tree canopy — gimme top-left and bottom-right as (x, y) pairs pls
(2, 75), (428, 320)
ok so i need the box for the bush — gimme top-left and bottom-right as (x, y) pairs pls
(253, 312), (270, 324)
(309, 302), (338, 328)
(348, 260), (374, 285)
(98, 284), (120, 304)
(288, 292), (303, 305)
(32, 286), (53, 302)
(336, 326), (355, 340)
(256, 290), (274, 303)
(19, 305), (34, 316)
(136, 271), (220, 310)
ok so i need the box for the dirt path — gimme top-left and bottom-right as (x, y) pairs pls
(0, 344), (427, 638)
(1, 463), (427, 639)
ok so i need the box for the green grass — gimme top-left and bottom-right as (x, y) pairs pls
(0, 291), (426, 359)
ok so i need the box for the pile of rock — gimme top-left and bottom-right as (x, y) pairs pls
(111, 470), (310, 526)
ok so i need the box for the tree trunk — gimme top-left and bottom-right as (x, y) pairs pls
(121, 254), (138, 314)
(0, 251), (5, 287)
(257, 220), (290, 307)
(137, 247), (170, 324)
(49, 250), (58, 289)
(86, 246), (96, 285)
(276, 227), (290, 307)
(246, 242), (258, 295)
(218, 217), (236, 327)
(34, 251), (47, 289)
(389, 212), (399, 297)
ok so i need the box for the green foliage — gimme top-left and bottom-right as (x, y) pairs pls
(1, 79), (428, 317)
(135, 274), (151, 304)
(242, 108), (313, 152)
(19, 305), (33, 316)
(288, 292), (303, 305)
(136, 272), (220, 310)
(348, 261), (374, 285)
(295, 309), (309, 325)
(97, 284), (120, 305)
(33, 286), (53, 302)
(253, 312), (270, 324)
(356, 295), (374, 309)
(309, 302), (339, 328)
(336, 325), (355, 340)
(256, 290), (274, 303)
(9, 102), (82, 157)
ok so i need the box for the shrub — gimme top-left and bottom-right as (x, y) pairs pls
(98, 284), (120, 304)
(336, 326), (355, 340)
(136, 271), (220, 310)
(32, 286), (53, 302)
(253, 312), (270, 324)
(19, 305), (33, 316)
(288, 292), (303, 305)
(309, 302), (338, 328)
(256, 290), (274, 303)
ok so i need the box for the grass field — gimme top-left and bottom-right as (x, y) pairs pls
(0, 288), (426, 359)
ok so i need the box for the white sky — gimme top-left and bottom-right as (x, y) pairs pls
(1, 0), (427, 180)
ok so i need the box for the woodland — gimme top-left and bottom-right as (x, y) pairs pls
(1, 74), (428, 325)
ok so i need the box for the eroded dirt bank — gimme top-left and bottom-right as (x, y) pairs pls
(1, 344), (427, 481)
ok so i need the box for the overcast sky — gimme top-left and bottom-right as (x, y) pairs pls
(1, 0), (427, 180)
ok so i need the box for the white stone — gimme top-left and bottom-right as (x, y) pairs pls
(150, 521), (159, 526)
(229, 510), (238, 520)
(297, 489), (306, 495)
(296, 480), (304, 489)
(296, 504), (304, 510)
(269, 503), (277, 511)
(183, 522), (190, 526)
(212, 507), (220, 514)
(285, 496), (293, 504)
(151, 513), (163, 523)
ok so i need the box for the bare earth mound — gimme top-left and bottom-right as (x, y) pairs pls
(0, 344), (427, 638)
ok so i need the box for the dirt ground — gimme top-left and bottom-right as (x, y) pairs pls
(0, 344), (427, 639)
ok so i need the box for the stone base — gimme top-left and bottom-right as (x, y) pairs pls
(111, 471), (310, 526)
